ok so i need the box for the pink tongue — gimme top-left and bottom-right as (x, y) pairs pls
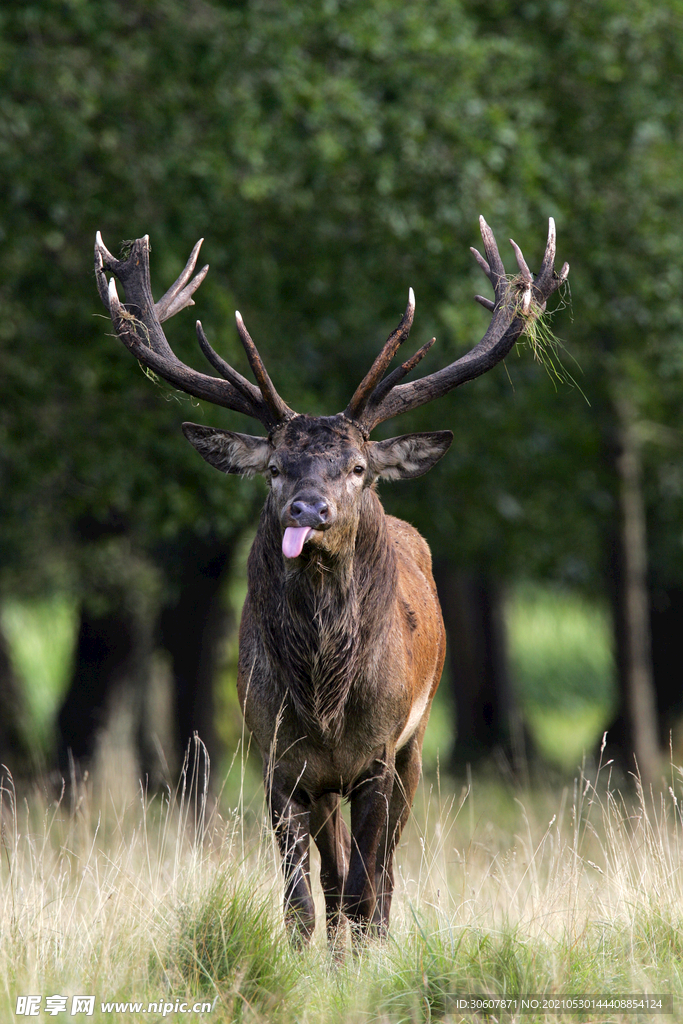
(282, 526), (313, 559)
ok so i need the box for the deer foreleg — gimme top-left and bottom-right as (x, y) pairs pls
(344, 753), (395, 939)
(373, 733), (423, 934)
(311, 792), (351, 954)
(267, 773), (315, 946)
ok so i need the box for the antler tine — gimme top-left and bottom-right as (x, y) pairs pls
(105, 274), (265, 421)
(351, 216), (569, 434)
(470, 216), (520, 314)
(365, 337), (436, 411)
(509, 238), (533, 283)
(155, 238), (209, 323)
(95, 232), (294, 430)
(471, 215), (509, 303)
(344, 289), (415, 422)
(234, 311), (295, 424)
(95, 230), (118, 311)
(509, 238), (533, 314)
(96, 233), (182, 365)
(469, 245), (491, 277)
(107, 275), (124, 317)
(195, 320), (263, 405)
(534, 217), (561, 293)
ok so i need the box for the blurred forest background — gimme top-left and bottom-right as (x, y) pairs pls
(2, 0), (683, 792)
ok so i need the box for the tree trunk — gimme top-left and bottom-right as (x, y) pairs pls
(433, 563), (524, 773)
(649, 586), (683, 744)
(603, 397), (660, 788)
(56, 601), (149, 779)
(159, 535), (233, 782)
(56, 534), (235, 789)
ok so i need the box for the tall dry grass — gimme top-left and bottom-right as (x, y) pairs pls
(1, 737), (683, 1021)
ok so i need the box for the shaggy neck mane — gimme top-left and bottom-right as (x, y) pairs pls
(250, 489), (397, 741)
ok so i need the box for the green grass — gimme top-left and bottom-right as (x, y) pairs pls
(173, 873), (298, 1018)
(2, 754), (683, 1022)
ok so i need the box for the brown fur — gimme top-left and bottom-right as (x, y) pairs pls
(222, 415), (448, 947)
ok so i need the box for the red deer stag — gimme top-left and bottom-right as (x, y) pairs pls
(95, 219), (568, 947)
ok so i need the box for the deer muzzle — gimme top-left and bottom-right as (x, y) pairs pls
(282, 495), (334, 559)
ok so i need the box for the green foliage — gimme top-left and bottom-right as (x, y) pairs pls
(505, 584), (616, 768)
(0, 596), (77, 752)
(0, 0), (596, 597)
(508, 585), (616, 713)
(478, 1), (683, 588)
(527, 705), (612, 772)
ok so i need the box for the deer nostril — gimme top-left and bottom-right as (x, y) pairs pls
(289, 497), (330, 526)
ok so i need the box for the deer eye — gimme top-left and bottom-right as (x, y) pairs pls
(269, 466), (280, 478)
(353, 465), (365, 476)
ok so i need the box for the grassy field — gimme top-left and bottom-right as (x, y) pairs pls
(1, 746), (682, 1022)
(4, 587), (677, 1022)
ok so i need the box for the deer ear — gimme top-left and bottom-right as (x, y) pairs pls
(182, 423), (272, 476)
(367, 431), (453, 480)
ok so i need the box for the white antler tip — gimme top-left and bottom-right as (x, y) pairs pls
(235, 310), (243, 323)
(95, 230), (103, 246)
(408, 287), (415, 308)
(108, 277), (121, 309)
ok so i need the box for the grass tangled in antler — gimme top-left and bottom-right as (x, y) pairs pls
(506, 275), (586, 400)
(108, 280), (193, 401)
(118, 239), (136, 261)
(108, 304), (165, 389)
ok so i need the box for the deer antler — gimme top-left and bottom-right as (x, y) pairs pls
(344, 289), (416, 423)
(96, 220), (567, 437)
(345, 217), (569, 434)
(94, 234), (295, 431)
